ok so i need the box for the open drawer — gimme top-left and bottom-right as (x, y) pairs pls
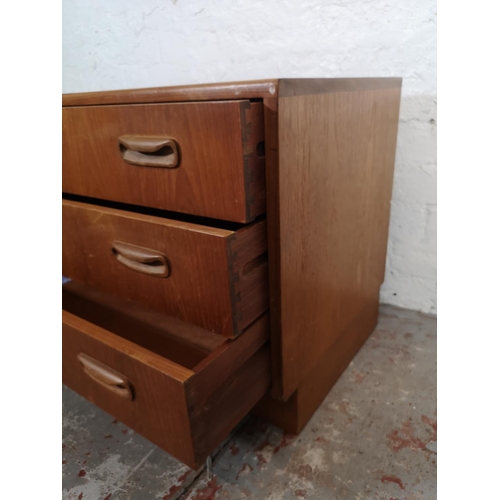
(62, 281), (270, 469)
(62, 198), (268, 338)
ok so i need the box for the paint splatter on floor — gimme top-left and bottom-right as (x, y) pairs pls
(63, 305), (436, 499)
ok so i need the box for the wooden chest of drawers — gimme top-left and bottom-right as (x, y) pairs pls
(62, 78), (401, 469)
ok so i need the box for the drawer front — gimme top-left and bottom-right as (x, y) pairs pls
(62, 100), (265, 223)
(62, 282), (270, 469)
(62, 199), (268, 337)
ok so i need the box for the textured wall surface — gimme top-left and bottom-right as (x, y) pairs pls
(62, 0), (437, 314)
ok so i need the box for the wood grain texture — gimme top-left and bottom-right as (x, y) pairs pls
(192, 315), (270, 403)
(187, 316), (271, 465)
(62, 79), (279, 106)
(63, 283), (270, 469)
(226, 219), (269, 337)
(63, 309), (197, 465)
(63, 280), (224, 369)
(240, 101), (267, 221)
(278, 78), (403, 97)
(61, 78), (403, 443)
(254, 298), (379, 433)
(62, 199), (268, 337)
(262, 96), (283, 396)
(189, 346), (270, 466)
(62, 100), (265, 222)
(275, 83), (401, 400)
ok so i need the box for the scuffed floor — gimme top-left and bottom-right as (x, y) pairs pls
(63, 305), (437, 499)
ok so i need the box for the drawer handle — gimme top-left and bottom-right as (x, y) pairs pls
(77, 353), (134, 401)
(118, 135), (179, 168)
(112, 241), (170, 278)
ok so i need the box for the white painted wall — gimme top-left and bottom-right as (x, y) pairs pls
(62, 0), (437, 314)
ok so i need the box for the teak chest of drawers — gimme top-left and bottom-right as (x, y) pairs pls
(62, 78), (402, 469)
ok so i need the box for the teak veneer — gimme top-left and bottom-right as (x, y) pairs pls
(62, 199), (268, 337)
(62, 78), (402, 465)
(63, 100), (265, 222)
(63, 281), (270, 469)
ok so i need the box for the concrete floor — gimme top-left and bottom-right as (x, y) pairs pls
(63, 305), (437, 500)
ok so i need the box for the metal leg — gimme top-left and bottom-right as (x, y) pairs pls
(206, 455), (213, 481)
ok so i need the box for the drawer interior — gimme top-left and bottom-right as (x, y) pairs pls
(63, 280), (226, 369)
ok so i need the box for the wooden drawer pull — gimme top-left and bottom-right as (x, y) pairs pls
(112, 241), (170, 278)
(118, 135), (179, 168)
(77, 353), (134, 400)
